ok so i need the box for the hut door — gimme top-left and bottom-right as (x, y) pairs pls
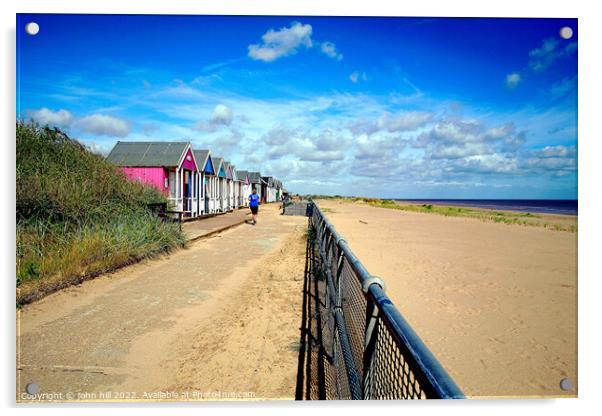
(204, 177), (209, 213)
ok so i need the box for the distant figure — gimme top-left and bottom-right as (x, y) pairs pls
(249, 185), (260, 225)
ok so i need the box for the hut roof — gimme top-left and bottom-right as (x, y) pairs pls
(106, 141), (189, 167)
(236, 170), (249, 181)
(213, 157), (224, 171)
(224, 161), (234, 179)
(194, 149), (216, 175)
(193, 149), (210, 166)
(248, 171), (262, 184)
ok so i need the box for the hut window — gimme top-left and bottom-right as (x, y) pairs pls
(169, 171), (176, 196)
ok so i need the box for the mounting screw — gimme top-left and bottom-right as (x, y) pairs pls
(559, 378), (573, 391)
(25, 383), (40, 395)
(25, 22), (40, 36)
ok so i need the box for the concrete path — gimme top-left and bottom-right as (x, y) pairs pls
(182, 208), (250, 241)
(182, 203), (282, 241)
(17, 204), (308, 402)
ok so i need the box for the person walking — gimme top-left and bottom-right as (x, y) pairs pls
(249, 185), (260, 225)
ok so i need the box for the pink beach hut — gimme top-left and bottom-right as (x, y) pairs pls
(106, 141), (201, 217)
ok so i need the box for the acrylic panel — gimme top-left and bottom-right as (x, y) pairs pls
(16, 14), (577, 402)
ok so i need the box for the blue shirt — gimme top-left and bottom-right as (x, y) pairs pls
(249, 193), (260, 207)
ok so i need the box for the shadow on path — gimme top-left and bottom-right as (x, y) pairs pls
(295, 222), (329, 400)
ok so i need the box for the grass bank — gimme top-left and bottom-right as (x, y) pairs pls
(344, 197), (577, 232)
(16, 122), (186, 306)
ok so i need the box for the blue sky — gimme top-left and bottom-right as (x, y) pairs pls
(17, 14), (577, 198)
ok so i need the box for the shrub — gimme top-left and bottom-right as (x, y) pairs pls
(16, 122), (186, 304)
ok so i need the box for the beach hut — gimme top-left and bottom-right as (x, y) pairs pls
(223, 161), (234, 211)
(261, 177), (269, 204)
(106, 141), (201, 217)
(192, 149), (216, 215)
(273, 178), (282, 202)
(208, 156), (219, 214)
(230, 165), (241, 209)
(270, 178), (278, 202)
(248, 171), (262, 202)
(228, 162), (235, 210)
(236, 170), (250, 207)
(261, 176), (274, 203)
(212, 157), (226, 212)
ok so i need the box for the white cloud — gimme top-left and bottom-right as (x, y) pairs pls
(377, 112), (433, 132)
(549, 76), (577, 98)
(196, 104), (234, 131)
(408, 118), (535, 176)
(482, 124), (526, 150)
(26, 108), (74, 128)
(348, 111), (432, 136)
(75, 114), (130, 137)
(320, 41), (343, 61)
(211, 104), (233, 126)
(460, 154), (519, 174)
(299, 149), (345, 162)
(25, 107), (130, 138)
(354, 134), (406, 161)
(348, 118), (379, 135)
(535, 145), (576, 158)
(417, 119), (480, 145)
(529, 38), (577, 72)
(248, 22), (313, 62)
(261, 125), (346, 162)
(431, 142), (491, 159)
(193, 127), (243, 156)
(483, 124), (512, 141)
(81, 139), (113, 156)
(349, 71), (368, 83)
(505, 72), (521, 89)
(416, 119), (527, 153)
(522, 156), (576, 173)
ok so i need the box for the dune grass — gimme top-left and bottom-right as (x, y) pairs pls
(16, 122), (186, 306)
(346, 197), (577, 233)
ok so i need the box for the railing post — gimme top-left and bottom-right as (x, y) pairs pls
(361, 276), (385, 400)
(335, 245), (345, 307)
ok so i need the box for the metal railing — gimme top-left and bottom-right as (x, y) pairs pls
(307, 202), (464, 400)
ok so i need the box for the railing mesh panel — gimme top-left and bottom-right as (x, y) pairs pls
(369, 319), (427, 399)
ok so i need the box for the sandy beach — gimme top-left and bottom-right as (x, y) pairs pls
(316, 199), (577, 398)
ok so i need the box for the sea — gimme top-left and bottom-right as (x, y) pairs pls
(392, 199), (578, 216)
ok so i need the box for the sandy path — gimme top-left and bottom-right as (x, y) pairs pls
(317, 200), (577, 398)
(17, 204), (307, 402)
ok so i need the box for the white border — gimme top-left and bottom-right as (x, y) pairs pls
(3, 1), (601, 415)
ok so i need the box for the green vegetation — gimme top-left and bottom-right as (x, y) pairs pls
(341, 197), (577, 232)
(304, 226), (316, 244)
(16, 122), (186, 305)
(304, 194), (339, 200)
